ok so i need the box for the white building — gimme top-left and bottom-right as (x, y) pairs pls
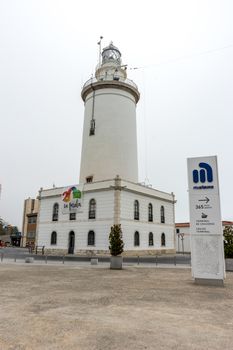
(37, 42), (176, 255)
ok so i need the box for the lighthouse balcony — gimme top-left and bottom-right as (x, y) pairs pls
(81, 77), (140, 103)
(82, 76), (138, 91)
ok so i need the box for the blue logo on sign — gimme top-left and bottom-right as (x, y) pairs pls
(192, 162), (214, 190)
(193, 162), (213, 183)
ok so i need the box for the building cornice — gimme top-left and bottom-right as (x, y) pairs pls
(81, 80), (140, 103)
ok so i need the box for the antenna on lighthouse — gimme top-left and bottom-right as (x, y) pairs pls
(97, 36), (103, 66)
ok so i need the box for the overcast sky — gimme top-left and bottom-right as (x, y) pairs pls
(0, 0), (233, 228)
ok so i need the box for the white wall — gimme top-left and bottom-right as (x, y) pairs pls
(120, 190), (175, 251)
(37, 182), (175, 253)
(37, 188), (114, 252)
(79, 87), (139, 183)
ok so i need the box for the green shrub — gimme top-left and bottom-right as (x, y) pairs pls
(223, 225), (233, 259)
(109, 224), (124, 256)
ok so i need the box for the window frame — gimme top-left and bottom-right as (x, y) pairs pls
(161, 233), (166, 247)
(87, 230), (95, 246)
(149, 232), (154, 246)
(52, 203), (59, 222)
(134, 200), (139, 220)
(160, 205), (165, 224)
(148, 203), (153, 222)
(86, 176), (93, 183)
(69, 212), (76, 221)
(134, 231), (140, 246)
(51, 231), (57, 245)
(89, 199), (96, 219)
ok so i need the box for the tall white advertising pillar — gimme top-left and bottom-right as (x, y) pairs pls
(187, 156), (225, 286)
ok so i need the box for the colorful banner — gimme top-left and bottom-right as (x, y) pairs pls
(61, 186), (83, 214)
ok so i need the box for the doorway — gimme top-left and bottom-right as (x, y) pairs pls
(68, 231), (75, 254)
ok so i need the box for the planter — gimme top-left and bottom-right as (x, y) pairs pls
(110, 256), (123, 270)
(225, 259), (233, 271)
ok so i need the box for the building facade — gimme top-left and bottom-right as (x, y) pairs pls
(36, 42), (176, 255)
(37, 178), (175, 255)
(22, 198), (39, 248)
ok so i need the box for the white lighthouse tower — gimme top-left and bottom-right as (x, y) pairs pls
(36, 42), (176, 256)
(79, 42), (140, 184)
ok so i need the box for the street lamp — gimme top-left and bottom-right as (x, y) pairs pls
(178, 233), (185, 255)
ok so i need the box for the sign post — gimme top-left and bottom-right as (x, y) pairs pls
(187, 156), (225, 285)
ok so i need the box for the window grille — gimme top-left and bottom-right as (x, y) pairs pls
(134, 231), (140, 246)
(134, 200), (139, 220)
(89, 119), (95, 136)
(52, 203), (59, 221)
(51, 231), (57, 245)
(88, 231), (95, 246)
(161, 206), (165, 223)
(89, 199), (96, 219)
(148, 203), (153, 222)
(161, 233), (166, 247)
(149, 232), (154, 246)
(69, 213), (76, 220)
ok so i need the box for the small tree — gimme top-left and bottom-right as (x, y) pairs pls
(109, 224), (124, 256)
(223, 225), (233, 259)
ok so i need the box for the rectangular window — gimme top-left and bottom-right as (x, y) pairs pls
(86, 176), (93, 183)
(89, 119), (95, 136)
(28, 216), (37, 224)
(176, 229), (180, 234)
(69, 213), (76, 221)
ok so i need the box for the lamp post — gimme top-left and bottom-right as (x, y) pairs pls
(178, 233), (185, 254)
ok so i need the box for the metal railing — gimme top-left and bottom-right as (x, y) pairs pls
(82, 77), (138, 90)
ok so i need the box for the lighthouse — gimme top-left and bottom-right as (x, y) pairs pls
(36, 42), (176, 256)
(79, 42), (140, 184)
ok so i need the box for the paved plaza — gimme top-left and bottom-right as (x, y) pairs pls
(0, 263), (233, 350)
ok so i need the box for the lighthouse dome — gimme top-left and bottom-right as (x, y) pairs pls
(102, 42), (122, 66)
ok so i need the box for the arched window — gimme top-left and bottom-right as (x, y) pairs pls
(148, 203), (153, 222)
(134, 200), (139, 220)
(88, 231), (95, 246)
(161, 233), (166, 247)
(89, 199), (96, 219)
(52, 203), (59, 221)
(134, 231), (140, 246)
(149, 232), (154, 246)
(68, 231), (75, 254)
(160, 206), (165, 223)
(51, 231), (57, 245)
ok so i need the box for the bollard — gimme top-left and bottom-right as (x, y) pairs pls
(155, 255), (158, 266)
(174, 256), (176, 266)
(25, 257), (34, 263)
(62, 255), (65, 264)
(14, 256), (16, 262)
(137, 256), (139, 265)
(1, 253), (3, 262)
(91, 258), (98, 265)
(45, 255), (48, 264)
